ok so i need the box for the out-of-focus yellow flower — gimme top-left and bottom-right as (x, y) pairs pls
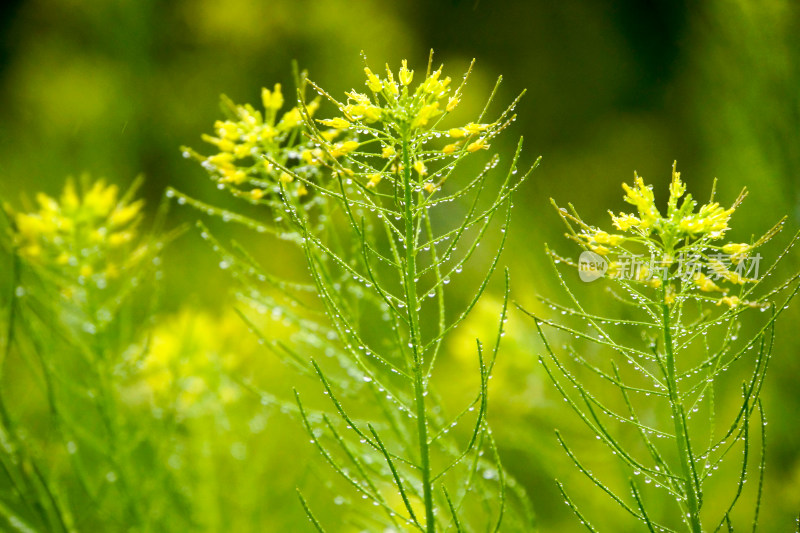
(136, 309), (256, 413)
(381, 145), (395, 158)
(693, 273), (723, 293)
(717, 295), (740, 308)
(330, 141), (359, 158)
(664, 284), (677, 304)
(8, 177), (145, 284)
(261, 83), (284, 111)
(366, 173), (382, 189)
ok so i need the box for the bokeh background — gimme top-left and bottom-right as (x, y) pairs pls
(1, 0), (798, 530)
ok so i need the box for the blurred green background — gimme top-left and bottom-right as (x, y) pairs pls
(1, 0), (798, 530)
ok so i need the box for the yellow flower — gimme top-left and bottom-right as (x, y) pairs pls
(202, 134), (236, 154)
(261, 84), (284, 111)
(359, 105), (381, 123)
(722, 242), (750, 256)
(296, 184), (308, 197)
(317, 117), (350, 129)
(467, 139), (489, 152)
(61, 180), (80, 210)
(279, 172), (294, 183)
(664, 284), (676, 304)
(410, 102), (440, 129)
(250, 189), (265, 200)
(381, 144), (396, 158)
(319, 130), (340, 143)
(215, 120), (239, 141)
(446, 95), (460, 112)
(233, 142), (253, 158)
(221, 168), (247, 184)
(592, 230), (623, 246)
(449, 128), (467, 138)
(693, 273), (723, 292)
(366, 173), (382, 189)
(279, 107), (303, 128)
(610, 212), (641, 231)
(442, 143), (460, 154)
(11, 177), (146, 282)
(621, 175), (659, 226)
(668, 164), (686, 208)
(423, 182), (437, 194)
(464, 123), (489, 135)
(330, 141), (359, 158)
(413, 160), (427, 176)
(84, 180), (119, 217)
(383, 65), (399, 96)
(110, 201), (143, 227)
(207, 152), (235, 168)
(717, 295), (740, 308)
(364, 66), (382, 92)
(420, 69), (450, 95)
(109, 231), (134, 247)
(398, 59), (414, 86)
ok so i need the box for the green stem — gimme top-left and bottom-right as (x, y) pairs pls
(662, 299), (702, 533)
(401, 133), (435, 532)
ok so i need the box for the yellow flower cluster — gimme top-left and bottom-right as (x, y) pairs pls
(6, 177), (144, 284)
(185, 84), (349, 203)
(609, 163), (737, 242)
(573, 164), (766, 308)
(313, 57), (499, 193)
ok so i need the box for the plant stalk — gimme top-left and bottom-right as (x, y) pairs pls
(401, 133), (435, 532)
(662, 299), (702, 533)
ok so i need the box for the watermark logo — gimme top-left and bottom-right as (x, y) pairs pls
(578, 251), (608, 282)
(577, 251), (762, 283)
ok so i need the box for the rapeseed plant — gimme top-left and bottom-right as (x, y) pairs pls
(521, 164), (799, 531)
(179, 52), (539, 531)
(0, 176), (193, 531)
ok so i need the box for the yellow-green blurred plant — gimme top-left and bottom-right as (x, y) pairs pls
(178, 53), (539, 531)
(129, 308), (256, 415)
(521, 164), (800, 531)
(0, 177), (189, 532)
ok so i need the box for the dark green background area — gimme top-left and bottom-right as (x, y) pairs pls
(1, 1), (798, 530)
